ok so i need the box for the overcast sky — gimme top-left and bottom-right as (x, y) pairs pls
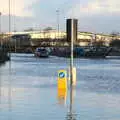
(0, 0), (120, 33)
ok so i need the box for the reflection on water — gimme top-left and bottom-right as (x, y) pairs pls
(57, 86), (77, 120)
(66, 87), (77, 120)
(0, 69), (2, 104)
(57, 89), (67, 106)
(66, 112), (77, 120)
(0, 54), (120, 120)
(8, 64), (12, 120)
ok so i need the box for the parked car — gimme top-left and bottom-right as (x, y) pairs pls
(34, 48), (49, 58)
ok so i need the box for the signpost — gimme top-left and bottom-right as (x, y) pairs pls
(66, 19), (78, 117)
(57, 19), (78, 107)
(66, 19), (78, 86)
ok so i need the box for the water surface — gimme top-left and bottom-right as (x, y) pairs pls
(0, 53), (120, 120)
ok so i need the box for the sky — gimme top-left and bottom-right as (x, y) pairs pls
(0, 0), (120, 33)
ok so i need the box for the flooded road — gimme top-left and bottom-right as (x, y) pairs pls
(0, 53), (120, 120)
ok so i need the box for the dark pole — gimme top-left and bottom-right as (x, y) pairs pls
(0, 12), (1, 47)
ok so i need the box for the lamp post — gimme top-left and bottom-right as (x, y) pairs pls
(9, 0), (11, 57)
(8, 1), (12, 116)
(9, 0), (11, 34)
(56, 9), (60, 41)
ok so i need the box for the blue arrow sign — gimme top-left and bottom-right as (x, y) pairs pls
(59, 72), (65, 78)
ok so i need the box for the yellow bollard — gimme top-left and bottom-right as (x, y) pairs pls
(58, 70), (67, 90)
(57, 70), (67, 105)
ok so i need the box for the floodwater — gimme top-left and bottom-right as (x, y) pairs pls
(0, 53), (120, 120)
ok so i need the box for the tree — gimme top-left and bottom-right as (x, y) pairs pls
(43, 27), (53, 32)
(110, 31), (119, 40)
(24, 28), (34, 32)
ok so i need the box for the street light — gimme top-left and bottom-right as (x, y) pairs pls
(8, 0), (11, 57)
(8, 0), (12, 114)
(56, 9), (60, 41)
(9, 0), (11, 33)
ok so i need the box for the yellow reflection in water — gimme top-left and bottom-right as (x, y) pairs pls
(58, 89), (67, 106)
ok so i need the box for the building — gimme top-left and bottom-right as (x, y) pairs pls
(3, 30), (120, 47)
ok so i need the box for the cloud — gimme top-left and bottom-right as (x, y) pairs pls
(0, 0), (39, 17)
(67, 0), (120, 18)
